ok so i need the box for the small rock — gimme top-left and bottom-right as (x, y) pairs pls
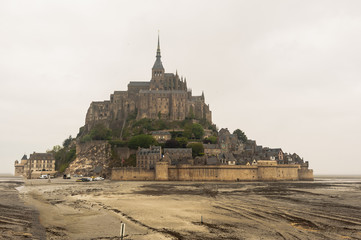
(23, 233), (33, 238)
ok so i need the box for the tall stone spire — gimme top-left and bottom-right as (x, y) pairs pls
(152, 33), (164, 71)
(156, 34), (161, 57)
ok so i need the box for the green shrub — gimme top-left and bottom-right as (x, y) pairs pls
(108, 139), (128, 147)
(203, 136), (217, 144)
(165, 139), (180, 148)
(90, 123), (112, 140)
(233, 129), (248, 143)
(175, 137), (188, 148)
(80, 134), (91, 143)
(192, 123), (204, 139)
(128, 134), (157, 149)
(53, 145), (76, 172)
(187, 142), (204, 157)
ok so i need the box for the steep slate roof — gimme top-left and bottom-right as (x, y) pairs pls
(264, 148), (283, 153)
(151, 131), (171, 135)
(219, 153), (236, 161)
(206, 156), (219, 165)
(128, 81), (150, 86)
(164, 148), (192, 153)
(29, 153), (55, 160)
(139, 90), (186, 94)
(152, 56), (164, 69)
(137, 146), (161, 155)
(152, 35), (164, 70)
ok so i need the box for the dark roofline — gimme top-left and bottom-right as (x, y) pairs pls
(128, 81), (150, 86)
(139, 90), (186, 94)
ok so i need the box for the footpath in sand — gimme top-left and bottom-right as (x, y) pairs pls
(19, 177), (361, 240)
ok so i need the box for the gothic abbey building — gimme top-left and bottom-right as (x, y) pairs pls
(85, 37), (212, 132)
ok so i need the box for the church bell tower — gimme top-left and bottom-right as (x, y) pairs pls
(151, 34), (164, 89)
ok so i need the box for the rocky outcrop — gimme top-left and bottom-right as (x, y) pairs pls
(66, 141), (112, 177)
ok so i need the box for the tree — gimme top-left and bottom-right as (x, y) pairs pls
(183, 123), (204, 139)
(192, 123), (204, 139)
(50, 145), (62, 153)
(175, 137), (188, 148)
(208, 124), (218, 133)
(90, 124), (112, 140)
(233, 129), (248, 143)
(128, 134), (157, 149)
(183, 123), (193, 139)
(165, 139), (180, 148)
(80, 134), (92, 143)
(50, 136), (77, 172)
(63, 135), (73, 148)
(203, 136), (217, 144)
(187, 142), (204, 157)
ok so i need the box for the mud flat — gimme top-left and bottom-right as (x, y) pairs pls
(0, 176), (45, 239)
(18, 176), (361, 240)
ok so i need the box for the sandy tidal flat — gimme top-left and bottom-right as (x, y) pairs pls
(0, 176), (45, 239)
(17, 177), (361, 240)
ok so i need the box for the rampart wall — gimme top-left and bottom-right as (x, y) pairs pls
(167, 165), (259, 181)
(298, 168), (314, 181)
(111, 167), (155, 181)
(111, 161), (314, 181)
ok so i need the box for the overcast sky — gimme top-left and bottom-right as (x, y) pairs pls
(1, 0), (360, 175)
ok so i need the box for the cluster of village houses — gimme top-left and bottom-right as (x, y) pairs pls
(14, 128), (305, 177)
(139, 128), (305, 170)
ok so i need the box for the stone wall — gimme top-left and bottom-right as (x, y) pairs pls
(276, 166), (300, 180)
(168, 165), (258, 181)
(164, 148), (192, 164)
(66, 141), (112, 177)
(111, 167), (155, 181)
(155, 162), (169, 180)
(298, 168), (314, 181)
(112, 161), (314, 181)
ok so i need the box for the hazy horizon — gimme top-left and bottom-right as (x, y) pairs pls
(1, 0), (360, 175)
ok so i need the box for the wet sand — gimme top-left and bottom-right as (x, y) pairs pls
(0, 176), (45, 239)
(15, 176), (361, 239)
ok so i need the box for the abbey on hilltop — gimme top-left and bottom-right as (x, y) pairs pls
(14, 35), (314, 181)
(85, 36), (212, 132)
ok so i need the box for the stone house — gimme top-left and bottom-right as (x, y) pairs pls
(136, 146), (162, 169)
(29, 152), (56, 172)
(244, 140), (257, 155)
(218, 128), (242, 154)
(14, 152), (56, 178)
(206, 156), (219, 165)
(203, 129), (213, 138)
(218, 153), (236, 165)
(14, 154), (29, 177)
(163, 148), (192, 165)
(284, 153), (304, 164)
(263, 148), (284, 164)
(151, 131), (171, 142)
(203, 143), (222, 156)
